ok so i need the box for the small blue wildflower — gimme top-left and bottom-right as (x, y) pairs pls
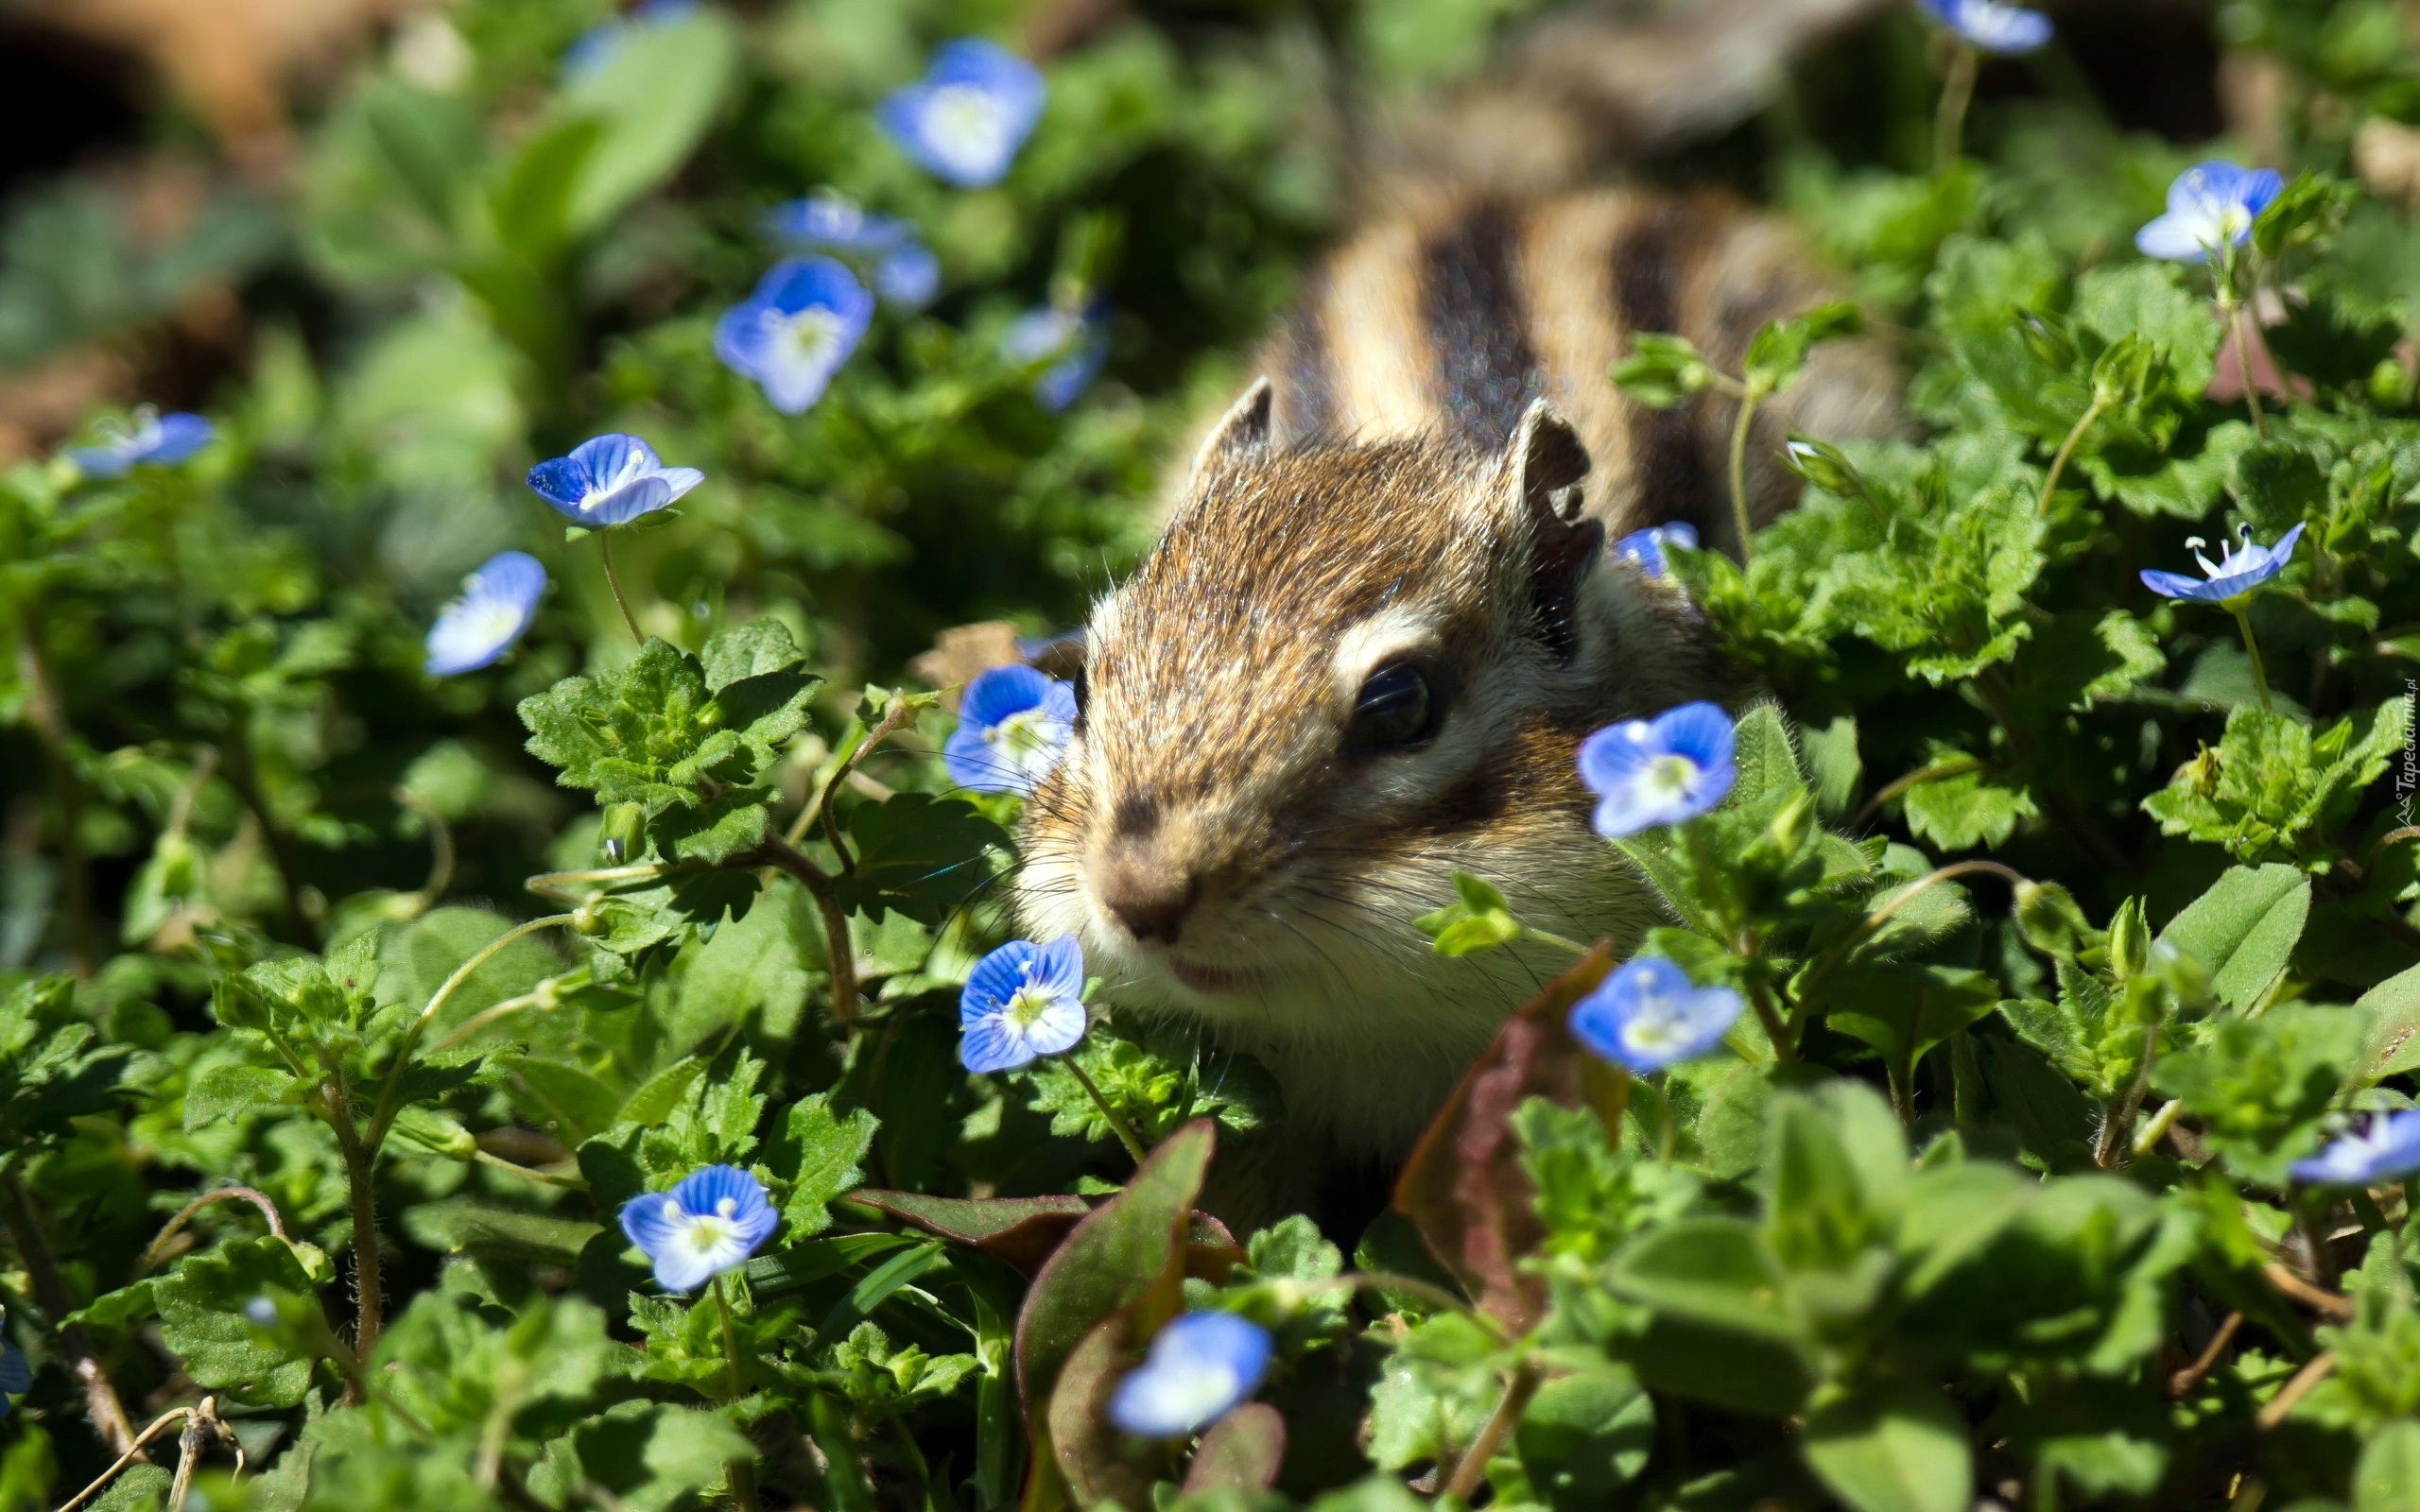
(1919, 0), (2053, 55)
(766, 193), (941, 310)
(2292, 1110), (2420, 1186)
(68, 408), (214, 478)
(2135, 161), (2284, 264)
(946, 663), (1077, 794)
(1577, 701), (1737, 837)
(527, 434), (704, 528)
(1003, 304), (1109, 412)
(1568, 956), (1744, 1076)
(562, 0), (695, 81)
(878, 39), (1046, 189)
(0, 1333), (28, 1418)
(1613, 522), (1699, 578)
(959, 936), (1087, 1074)
(2139, 523), (2303, 604)
(242, 1296), (279, 1327)
(1107, 1312), (1273, 1438)
(714, 257), (875, 414)
(874, 243), (942, 309)
(619, 1164), (779, 1292)
(425, 551), (546, 676)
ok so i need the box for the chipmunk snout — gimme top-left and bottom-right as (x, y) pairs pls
(1093, 837), (1200, 946)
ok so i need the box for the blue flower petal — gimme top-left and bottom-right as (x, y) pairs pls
(962, 938), (1040, 1022)
(2291, 1110), (2420, 1186)
(0, 1337), (29, 1400)
(1651, 701), (1736, 773)
(714, 257), (874, 414)
(767, 191), (911, 252)
(1577, 702), (1737, 836)
(425, 550), (546, 676)
(875, 243), (942, 308)
(1107, 1312), (1272, 1438)
(960, 663), (1055, 730)
(959, 937), (1088, 1073)
(526, 433), (702, 526)
(620, 1164), (778, 1292)
(1568, 956), (1743, 1075)
(878, 39), (1046, 188)
(2135, 161), (2282, 264)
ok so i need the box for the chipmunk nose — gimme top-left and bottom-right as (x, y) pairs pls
(1095, 843), (1200, 946)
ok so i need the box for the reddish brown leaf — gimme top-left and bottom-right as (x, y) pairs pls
(853, 1191), (1091, 1275)
(1182, 1403), (1288, 1495)
(1392, 945), (1618, 1332)
(1046, 1312), (1157, 1508)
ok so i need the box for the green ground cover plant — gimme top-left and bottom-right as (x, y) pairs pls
(3, 1), (2419, 1509)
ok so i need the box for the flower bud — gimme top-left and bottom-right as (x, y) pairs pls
(2107, 897), (2151, 981)
(2013, 879), (2094, 958)
(572, 897), (609, 936)
(599, 802), (646, 865)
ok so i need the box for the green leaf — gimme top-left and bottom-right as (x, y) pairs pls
(1900, 765), (2036, 851)
(1513, 1367), (1656, 1511)
(2150, 1005), (2369, 1185)
(2355, 1419), (2420, 1512)
(831, 792), (1011, 924)
(2145, 700), (2407, 865)
(553, 9), (742, 237)
(1605, 1216), (1800, 1342)
(2155, 865), (2310, 1012)
(1801, 1385), (1972, 1512)
(153, 1237), (326, 1407)
(1610, 333), (1714, 409)
(2358, 962), (2420, 1083)
(769, 1092), (878, 1238)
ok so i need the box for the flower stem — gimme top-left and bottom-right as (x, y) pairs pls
(1726, 384), (1764, 561)
(1443, 1357), (1540, 1501)
(326, 1068), (385, 1363)
(597, 530), (644, 644)
(367, 913), (578, 1153)
(711, 1276), (762, 1512)
(2230, 604), (2273, 712)
(2037, 395), (2109, 515)
(1934, 43), (1979, 173)
(2225, 295), (2268, 440)
(1520, 925), (1590, 957)
(1063, 1056), (1148, 1164)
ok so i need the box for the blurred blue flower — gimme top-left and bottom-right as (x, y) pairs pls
(0, 1334), (28, 1417)
(2135, 161), (2283, 264)
(767, 192), (942, 310)
(425, 551), (546, 676)
(715, 257), (875, 414)
(619, 1164), (779, 1292)
(562, 0), (696, 80)
(68, 408), (214, 478)
(527, 434), (704, 527)
(1613, 522), (1698, 578)
(1919, 0), (2052, 54)
(959, 936), (1087, 1074)
(2291, 1111), (2420, 1186)
(945, 663), (1077, 794)
(1003, 304), (1109, 411)
(1568, 956), (1744, 1075)
(2139, 523), (2303, 603)
(878, 39), (1046, 188)
(1578, 701), (1737, 837)
(1108, 1312), (1272, 1438)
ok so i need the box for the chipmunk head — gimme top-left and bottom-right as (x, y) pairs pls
(1014, 380), (1710, 1154)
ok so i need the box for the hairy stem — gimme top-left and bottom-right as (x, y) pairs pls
(2168, 1314), (2243, 1399)
(0, 1168), (137, 1452)
(1933, 43), (1978, 173)
(2230, 605), (2273, 712)
(367, 913), (575, 1151)
(326, 1069), (385, 1362)
(712, 1276), (762, 1512)
(2037, 395), (2110, 516)
(1443, 1358), (1539, 1501)
(135, 1186), (286, 1276)
(16, 608), (98, 976)
(1848, 754), (1984, 833)
(598, 530), (644, 644)
(395, 786), (456, 911)
(1726, 385), (1765, 562)
(2232, 301), (2268, 440)
(752, 836), (859, 1022)
(1063, 1057), (1149, 1163)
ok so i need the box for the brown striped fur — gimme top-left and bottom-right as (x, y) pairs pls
(1013, 21), (1901, 1208)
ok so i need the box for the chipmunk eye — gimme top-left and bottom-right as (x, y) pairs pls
(1348, 662), (1439, 753)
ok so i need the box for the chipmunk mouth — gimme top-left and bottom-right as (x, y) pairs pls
(1167, 954), (1252, 993)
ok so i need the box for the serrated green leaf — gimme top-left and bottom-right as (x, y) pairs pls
(153, 1237), (326, 1407)
(833, 792), (1010, 924)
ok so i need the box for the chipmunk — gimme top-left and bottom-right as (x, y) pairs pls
(1012, 0), (1902, 1214)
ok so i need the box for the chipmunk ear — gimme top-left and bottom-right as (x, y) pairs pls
(1188, 376), (1274, 480)
(1505, 401), (1600, 661)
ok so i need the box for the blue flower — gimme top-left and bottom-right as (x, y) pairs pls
(1002, 305), (1109, 412)
(562, 0), (695, 80)
(714, 257), (875, 414)
(0, 1334), (28, 1418)
(1919, 0), (2053, 55)
(1613, 522), (1699, 578)
(766, 193), (941, 310)
(1107, 1311), (1272, 1438)
(959, 936), (1087, 1074)
(527, 434), (704, 528)
(945, 663), (1077, 794)
(425, 551), (546, 676)
(2139, 523), (2303, 604)
(2135, 161), (2284, 264)
(2290, 1110), (2420, 1187)
(878, 39), (1046, 189)
(618, 1164), (780, 1292)
(1568, 956), (1744, 1076)
(68, 408), (214, 478)
(1577, 701), (1737, 837)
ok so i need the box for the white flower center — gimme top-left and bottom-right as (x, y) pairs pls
(778, 307), (846, 372)
(1619, 988), (1694, 1057)
(1005, 983), (1057, 1030)
(987, 706), (1067, 778)
(682, 1214), (737, 1254)
(925, 84), (1011, 165)
(1644, 753), (1700, 797)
